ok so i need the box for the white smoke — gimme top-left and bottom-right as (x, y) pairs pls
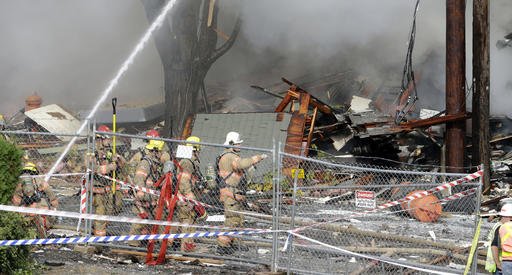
(0, 0), (510, 118)
(211, 0), (512, 115)
(0, 0), (163, 116)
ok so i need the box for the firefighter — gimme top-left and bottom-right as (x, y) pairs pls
(127, 137), (165, 246)
(128, 129), (170, 174)
(90, 124), (125, 236)
(176, 136), (207, 252)
(216, 131), (267, 254)
(12, 162), (58, 238)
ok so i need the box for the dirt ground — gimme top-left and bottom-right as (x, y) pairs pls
(31, 244), (268, 275)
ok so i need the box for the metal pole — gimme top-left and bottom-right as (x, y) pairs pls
(472, 0), (491, 193)
(271, 140), (279, 272)
(80, 119), (91, 234)
(446, 0), (466, 173)
(471, 166), (483, 274)
(287, 169), (300, 274)
(84, 120), (91, 235)
(276, 142), (282, 269)
(86, 121), (97, 236)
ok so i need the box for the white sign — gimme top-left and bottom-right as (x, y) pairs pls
(355, 190), (376, 209)
(175, 145), (193, 159)
(420, 108), (441, 119)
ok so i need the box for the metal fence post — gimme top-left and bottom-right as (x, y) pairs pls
(81, 119), (91, 235)
(276, 142), (282, 269)
(286, 168), (300, 274)
(471, 166), (484, 274)
(271, 140), (279, 272)
(86, 121), (96, 236)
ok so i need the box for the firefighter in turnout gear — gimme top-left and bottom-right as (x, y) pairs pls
(176, 136), (207, 252)
(12, 162), (58, 238)
(128, 129), (171, 175)
(91, 125), (125, 236)
(216, 132), (267, 254)
(128, 138), (165, 246)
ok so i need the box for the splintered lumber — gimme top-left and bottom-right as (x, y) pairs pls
(259, 215), (464, 251)
(340, 247), (484, 265)
(398, 113), (469, 130)
(350, 251), (394, 275)
(403, 255), (450, 275)
(481, 195), (507, 207)
(110, 248), (224, 265)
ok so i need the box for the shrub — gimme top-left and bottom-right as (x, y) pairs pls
(0, 138), (34, 273)
(0, 212), (33, 273)
(0, 138), (23, 203)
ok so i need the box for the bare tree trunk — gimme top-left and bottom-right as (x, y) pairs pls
(141, 0), (240, 137)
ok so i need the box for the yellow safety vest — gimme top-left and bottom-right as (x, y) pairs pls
(486, 222), (502, 273)
(499, 222), (512, 260)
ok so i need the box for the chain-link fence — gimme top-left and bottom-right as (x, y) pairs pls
(1, 129), (483, 274)
(85, 131), (276, 265)
(276, 151), (482, 274)
(1, 130), (89, 235)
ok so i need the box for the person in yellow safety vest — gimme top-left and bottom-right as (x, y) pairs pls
(128, 138), (165, 247)
(491, 203), (512, 274)
(89, 125), (125, 236)
(487, 220), (503, 273)
(12, 162), (58, 238)
(176, 136), (207, 252)
(216, 131), (267, 255)
(486, 199), (512, 273)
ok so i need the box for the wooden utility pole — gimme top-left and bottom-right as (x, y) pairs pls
(472, 0), (491, 193)
(446, 0), (466, 173)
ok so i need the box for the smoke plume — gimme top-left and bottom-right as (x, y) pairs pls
(0, 0), (510, 118)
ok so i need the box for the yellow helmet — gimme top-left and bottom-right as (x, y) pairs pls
(146, 139), (164, 151)
(22, 162), (39, 174)
(186, 136), (201, 151)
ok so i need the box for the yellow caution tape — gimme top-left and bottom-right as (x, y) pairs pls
(464, 217), (482, 275)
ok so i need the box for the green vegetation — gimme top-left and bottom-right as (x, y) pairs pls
(0, 139), (35, 274)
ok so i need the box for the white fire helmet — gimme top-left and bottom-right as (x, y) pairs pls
(224, 131), (243, 145)
(500, 203), (512, 217)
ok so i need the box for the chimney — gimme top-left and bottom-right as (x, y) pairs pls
(25, 92), (42, 111)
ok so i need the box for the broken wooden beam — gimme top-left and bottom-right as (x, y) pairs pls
(350, 251), (394, 275)
(257, 214), (465, 251)
(398, 112), (469, 130)
(110, 248), (224, 265)
(281, 77), (336, 115)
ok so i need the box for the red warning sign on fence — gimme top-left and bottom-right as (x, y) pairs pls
(355, 190), (376, 209)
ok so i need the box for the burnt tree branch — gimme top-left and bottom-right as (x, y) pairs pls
(207, 16), (241, 66)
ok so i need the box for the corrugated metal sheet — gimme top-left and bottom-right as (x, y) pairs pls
(24, 104), (82, 141)
(188, 113), (291, 174)
(191, 113), (291, 150)
(78, 103), (165, 124)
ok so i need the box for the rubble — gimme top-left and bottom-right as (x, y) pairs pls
(1, 69), (509, 274)
(24, 104), (82, 141)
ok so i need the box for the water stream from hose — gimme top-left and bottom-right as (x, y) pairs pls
(45, 0), (177, 182)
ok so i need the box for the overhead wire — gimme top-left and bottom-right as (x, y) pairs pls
(395, 0), (421, 124)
